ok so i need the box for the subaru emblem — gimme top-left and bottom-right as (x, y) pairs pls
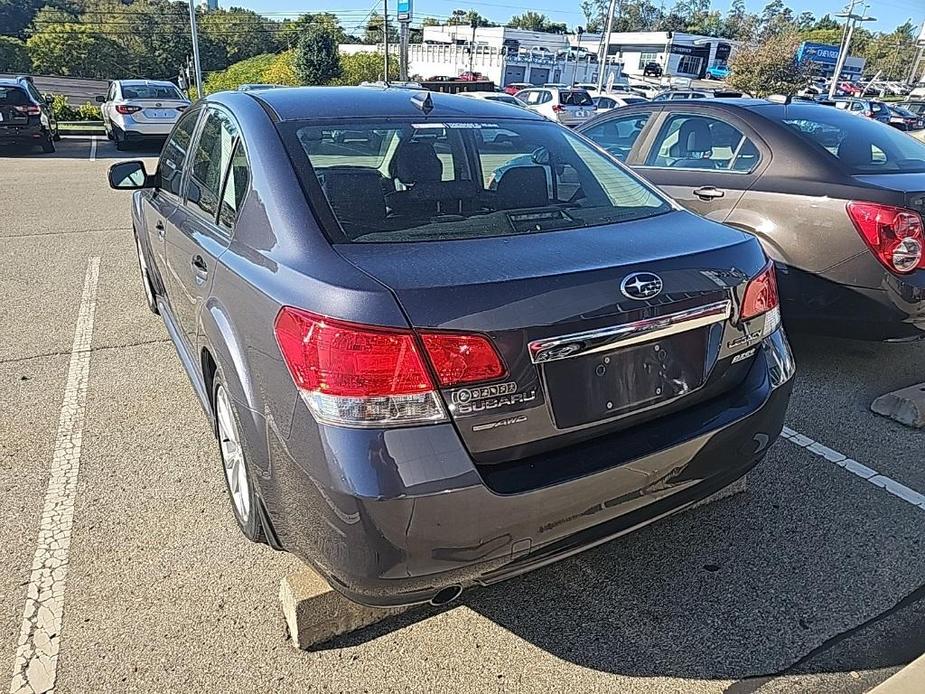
(621, 272), (663, 300)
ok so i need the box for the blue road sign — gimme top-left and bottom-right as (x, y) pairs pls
(397, 0), (412, 21)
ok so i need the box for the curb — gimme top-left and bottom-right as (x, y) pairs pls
(867, 651), (925, 693)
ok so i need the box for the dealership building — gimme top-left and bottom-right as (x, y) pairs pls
(796, 42), (866, 79)
(576, 31), (736, 79)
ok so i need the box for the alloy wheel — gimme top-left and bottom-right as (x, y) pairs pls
(216, 385), (251, 523)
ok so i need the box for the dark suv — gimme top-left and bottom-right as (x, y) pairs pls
(0, 76), (59, 153)
(643, 62), (663, 77)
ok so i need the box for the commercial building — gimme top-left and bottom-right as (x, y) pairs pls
(796, 42), (866, 79)
(576, 31), (736, 79)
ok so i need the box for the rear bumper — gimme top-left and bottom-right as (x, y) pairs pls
(264, 329), (795, 607)
(113, 117), (176, 138)
(0, 124), (46, 145)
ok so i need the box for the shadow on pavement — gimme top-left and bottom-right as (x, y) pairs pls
(314, 336), (925, 685)
(0, 138), (163, 161)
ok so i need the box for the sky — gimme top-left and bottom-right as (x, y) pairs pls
(232, 0), (924, 34)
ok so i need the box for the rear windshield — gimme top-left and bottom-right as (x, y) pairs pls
(285, 119), (670, 243)
(0, 87), (29, 106)
(485, 95), (521, 105)
(780, 106), (925, 174)
(122, 85), (182, 100)
(560, 90), (593, 106)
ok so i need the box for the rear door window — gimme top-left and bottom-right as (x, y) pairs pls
(644, 114), (760, 172)
(560, 90), (592, 106)
(218, 142), (250, 230)
(582, 113), (651, 161)
(184, 108), (238, 220)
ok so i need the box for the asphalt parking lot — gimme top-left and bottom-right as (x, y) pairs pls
(2, 137), (924, 694)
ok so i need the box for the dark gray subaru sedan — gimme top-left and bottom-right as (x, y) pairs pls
(108, 87), (794, 607)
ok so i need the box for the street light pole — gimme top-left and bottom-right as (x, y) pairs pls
(596, 0), (618, 92)
(827, 1), (875, 99)
(187, 0), (203, 98)
(383, 0), (390, 83)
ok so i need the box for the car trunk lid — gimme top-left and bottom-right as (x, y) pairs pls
(335, 210), (770, 461)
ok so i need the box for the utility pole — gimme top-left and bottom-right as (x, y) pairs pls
(187, 0), (203, 98)
(828, 1), (875, 99)
(383, 0), (390, 83)
(596, 0), (618, 92)
(397, 0), (412, 81)
(469, 18), (478, 75)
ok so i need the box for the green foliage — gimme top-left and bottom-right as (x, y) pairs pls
(0, 0), (45, 39)
(448, 9), (494, 28)
(508, 11), (566, 33)
(362, 11), (399, 45)
(331, 51), (398, 86)
(48, 92), (74, 119)
(200, 8), (277, 64)
(294, 24), (340, 85)
(74, 100), (100, 119)
(728, 32), (808, 97)
(0, 36), (31, 72)
(203, 52), (279, 93)
(26, 23), (122, 79)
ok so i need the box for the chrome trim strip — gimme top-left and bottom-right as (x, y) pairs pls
(529, 300), (731, 364)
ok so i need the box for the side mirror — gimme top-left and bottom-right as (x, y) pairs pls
(95, 95), (106, 103)
(44, 94), (54, 105)
(108, 161), (154, 190)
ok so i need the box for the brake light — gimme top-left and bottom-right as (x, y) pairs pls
(419, 333), (506, 387)
(13, 105), (41, 116)
(740, 261), (780, 332)
(847, 201), (924, 274)
(552, 104), (564, 112)
(116, 104), (142, 115)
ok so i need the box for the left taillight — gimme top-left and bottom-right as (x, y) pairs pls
(274, 307), (506, 427)
(13, 105), (41, 116)
(740, 260), (781, 334)
(115, 104), (142, 115)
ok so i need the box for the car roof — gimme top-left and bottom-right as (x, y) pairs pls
(0, 77), (28, 87)
(117, 79), (178, 87)
(247, 86), (546, 122)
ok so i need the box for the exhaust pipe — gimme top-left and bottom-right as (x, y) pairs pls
(429, 585), (463, 606)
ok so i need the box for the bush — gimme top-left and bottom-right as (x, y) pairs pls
(294, 25), (340, 85)
(75, 101), (101, 120)
(204, 52), (281, 94)
(331, 51), (398, 86)
(728, 32), (808, 97)
(0, 36), (31, 72)
(48, 93), (76, 121)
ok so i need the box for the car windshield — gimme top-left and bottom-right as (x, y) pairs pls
(285, 119), (670, 243)
(780, 106), (925, 174)
(0, 87), (29, 106)
(122, 85), (183, 100)
(904, 102), (925, 115)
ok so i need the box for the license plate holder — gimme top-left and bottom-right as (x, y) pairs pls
(543, 328), (708, 429)
(144, 109), (171, 119)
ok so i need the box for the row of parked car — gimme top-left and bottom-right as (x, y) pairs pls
(102, 81), (925, 608)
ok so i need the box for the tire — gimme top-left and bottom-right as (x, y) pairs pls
(213, 374), (266, 544)
(134, 230), (159, 315)
(41, 134), (55, 153)
(114, 127), (127, 151)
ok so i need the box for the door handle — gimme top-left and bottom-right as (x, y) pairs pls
(155, 220), (165, 238)
(191, 255), (208, 284)
(693, 186), (725, 201)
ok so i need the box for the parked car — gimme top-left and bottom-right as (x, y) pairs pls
(237, 84), (286, 91)
(592, 93), (649, 112)
(643, 62), (663, 77)
(458, 91), (526, 108)
(0, 75), (59, 153)
(902, 100), (925, 117)
(832, 97), (892, 125)
(503, 82), (531, 96)
(886, 104), (924, 132)
(98, 79), (190, 150)
(579, 99), (925, 340)
(651, 89), (744, 101)
(107, 87), (794, 607)
(458, 71), (486, 81)
(705, 65), (730, 80)
(515, 86), (595, 126)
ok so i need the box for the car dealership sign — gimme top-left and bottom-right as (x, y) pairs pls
(797, 42), (841, 65)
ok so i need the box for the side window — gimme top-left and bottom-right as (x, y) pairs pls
(185, 108), (238, 221)
(644, 114), (761, 172)
(540, 91), (553, 104)
(669, 93), (689, 100)
(850, 102), (863, 111)
(582, 114), (651, 162)
(158, 109), (200, 196)
(218, 142), (250, 230)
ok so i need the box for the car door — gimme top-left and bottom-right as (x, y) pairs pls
(631, 109), (768, 222)
(143, 106), (202, 313)
(165, 105), (240, 354)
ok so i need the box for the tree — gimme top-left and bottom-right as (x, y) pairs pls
(0, 0), (44, 39)
(724, 0), (758, 42)
(332, 50), (398, 85)
(509, 11), (550, 32)
(579, 0), (606, 33)
(277, 13), (346, 50)
(26, 23), (122, 78)
(728, 31), (807, 97)
(294, 24), (340, 85)
(200, 8), (274, 64)
(0, 36), (31, 71)
(363, 11), (398, 45)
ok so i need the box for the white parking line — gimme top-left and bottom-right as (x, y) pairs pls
(88, 136), (97, 162)
(8, 257), (101, 694)
(782, 426), (925, 510)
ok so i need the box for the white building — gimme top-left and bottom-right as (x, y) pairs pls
(413, 25), (623, 88)
(577, 31), (737, 79)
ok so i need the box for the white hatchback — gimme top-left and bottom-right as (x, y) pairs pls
(98, 80), (190, 150)
(514, 87), (594, 127)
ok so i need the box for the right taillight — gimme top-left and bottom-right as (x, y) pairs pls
(274, 307), (505, 427)
(740, 260), (781, 337)
(847, 201), (924, 274)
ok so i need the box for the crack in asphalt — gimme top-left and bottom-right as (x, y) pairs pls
(724, 580), (925, 694)
(0, 228), (127, 240)
(1, 339), (171, 366)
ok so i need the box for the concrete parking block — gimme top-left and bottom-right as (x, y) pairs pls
(279, 569), (409, 650)
(867, 650), (925, 693)
(871, 383), (925, 429)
